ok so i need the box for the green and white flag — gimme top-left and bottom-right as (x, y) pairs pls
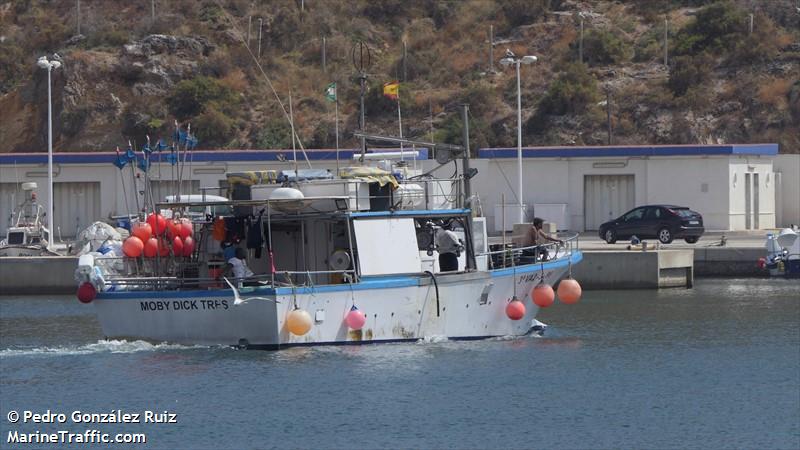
(324, 82), (336, 102)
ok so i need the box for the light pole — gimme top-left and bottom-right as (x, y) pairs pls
(500, 51), (537, 225)
(37, 56), (61, 249)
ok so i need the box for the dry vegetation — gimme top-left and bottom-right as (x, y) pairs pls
(0, 0), (798, 153)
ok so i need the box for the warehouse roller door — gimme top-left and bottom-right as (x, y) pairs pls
(53, 182), (101, 238)
(584, 175), (635, 230)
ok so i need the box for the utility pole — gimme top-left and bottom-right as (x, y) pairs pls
(606, 87), (612, 145)
(151, 0), (155, 24)
(247, 16), (252, 48)
(664, 16), (669, 67)
(489, 25), (494, 72)
(76, 0), (80, 35)
(257, 18), (263, 59)
(579, 13), (584, 64)
(322, 36), (327, 73)
(748, 13), (754, 34)
(402, 40), (407, 82)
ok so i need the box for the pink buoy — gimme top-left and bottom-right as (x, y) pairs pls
(77, 282), (96, 303)
(345, 306), (367, 330)
(532, 283), (555, 308)
(557, 278), (582, 305)
(757, 257), (766, 269)
(182, 236), (195, 257)
(505, 298), (526, 320)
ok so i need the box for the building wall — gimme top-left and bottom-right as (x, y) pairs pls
(774, 155), (800, 227)
(0, 153), (784, 235)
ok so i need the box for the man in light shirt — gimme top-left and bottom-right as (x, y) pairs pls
(223, 247), (254, 284)
(436, 223), (463, 272)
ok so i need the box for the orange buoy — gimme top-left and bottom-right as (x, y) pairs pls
(287, 309), (312, 335)
(143, 237), (159, 258)
(532, 283), (555, 308)
(122, 236), (144, 257)
(131, 222), (152, 242)
(182, 236), (195, 257)
(345, 306), (367, 330)
(557, 278), (582, 304)
(146, 213), (167, 236)
(505, 298), (526, 320)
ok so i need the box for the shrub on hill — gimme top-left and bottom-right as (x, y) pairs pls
(166, 76), (239, 121)
(535, 62), (599, 116)
(575, 28), (632, 66)
(194, 107), (236, 148)
(673, 1), (747, 57)
(667, 52), (713, 97)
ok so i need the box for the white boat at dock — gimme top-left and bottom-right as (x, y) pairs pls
(0, 182), (62, 257)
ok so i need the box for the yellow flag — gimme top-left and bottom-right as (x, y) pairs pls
(383, 81), (399, 100)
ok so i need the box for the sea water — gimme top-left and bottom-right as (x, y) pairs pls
(1, 278), (798, 449)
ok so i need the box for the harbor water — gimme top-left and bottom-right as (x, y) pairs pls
(1, 278), (798, 449)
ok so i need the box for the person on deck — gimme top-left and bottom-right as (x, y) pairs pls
(522, 217), (564, 261)
(436, 223), (463, 272)
(222, 247), (254, 284)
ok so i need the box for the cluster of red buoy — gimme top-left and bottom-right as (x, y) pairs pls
(505, 278), (583, 320)
(122, 214), (195, 258)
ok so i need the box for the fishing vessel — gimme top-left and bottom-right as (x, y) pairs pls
(74, 132), (583, 348)
(0, 182), (60, 257)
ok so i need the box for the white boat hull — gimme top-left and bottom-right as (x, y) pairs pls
(92, 252), (581, 349)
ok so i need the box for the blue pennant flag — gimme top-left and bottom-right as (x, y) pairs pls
(141, 143), (152, 156)
(137, 157), (150, 172)
(186, 134), (198, 150)
(112, 148), (127, 169)
(125, 146), (136, 162)
(178, 130), (188, 145)
(156, 139), (168, 152)
(166, 151), (178, 166)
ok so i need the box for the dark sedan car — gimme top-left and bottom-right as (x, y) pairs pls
(598, 205), (704, 244)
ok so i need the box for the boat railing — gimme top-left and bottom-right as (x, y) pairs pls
(476, 232), (580, 269)
(98, 260), (358, 291)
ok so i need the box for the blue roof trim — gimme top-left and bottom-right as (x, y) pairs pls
(349, 208), (471, 218)
(489, 250), (583, 277)
(0, 148), (429, 165)
(478, 144), (779, 159)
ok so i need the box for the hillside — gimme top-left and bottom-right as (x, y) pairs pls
(1, 0), (798, 153)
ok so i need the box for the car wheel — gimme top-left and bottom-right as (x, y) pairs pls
(684, 237), (699, 244)
(658, 227), (673, 244)
(604, 229), (617, 244)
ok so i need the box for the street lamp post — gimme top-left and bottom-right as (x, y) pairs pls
(37, 56), (61, 249)
(500, 52), (537, 225)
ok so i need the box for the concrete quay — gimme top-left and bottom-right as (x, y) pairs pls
(0, 256), (78, 295)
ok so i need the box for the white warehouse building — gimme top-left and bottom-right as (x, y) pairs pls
(1, 144), (797, 237)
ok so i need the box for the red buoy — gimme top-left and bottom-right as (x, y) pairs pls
(179, 220), (193, 240)
(172, 236), (184, 256)
(506, 299), (526, 320)
(122, 236), (144, 257)
(131, 222), (152, 242)
(143, 237), (159, 258)
(146, 213), (167, 236)
(532, 284), (555, 308)
(77, 282), (96, 303)
(557, 278), (582, 305)
(182, 236), (195, 257)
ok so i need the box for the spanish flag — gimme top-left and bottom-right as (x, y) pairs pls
(383, 81), (400, 100)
